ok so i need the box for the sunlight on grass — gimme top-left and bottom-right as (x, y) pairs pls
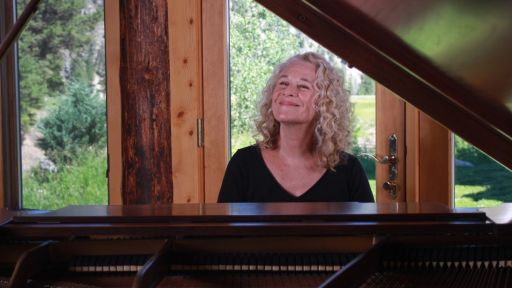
(351, 96), (375, 142)
(23, 150), (108, 210)
(368, 179), (376, 200)
(454, 185), (502, 208)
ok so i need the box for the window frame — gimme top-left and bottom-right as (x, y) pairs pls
(1, 0), (22, 209)
(1, 0), (111, 208)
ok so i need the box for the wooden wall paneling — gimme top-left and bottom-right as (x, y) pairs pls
(168, 0), (204, 203)
(119, 0), (173, 204)
(376, 84), (406, 202)
(202, 0), (228, 203)
(105, 0), (122, 205)
(418, 113), (453, 206)
(405, 105), (420, 203)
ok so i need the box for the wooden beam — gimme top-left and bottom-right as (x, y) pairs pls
(119, 0), (173, 204)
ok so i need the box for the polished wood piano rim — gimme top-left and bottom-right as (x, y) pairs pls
(1, 202), (511, 287)
(0, 202), (493, 238)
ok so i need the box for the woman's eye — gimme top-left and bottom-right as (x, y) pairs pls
(278, 81), (288, 87)
(299, 85), (310, 90)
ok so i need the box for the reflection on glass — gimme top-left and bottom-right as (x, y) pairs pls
(18, 0), (107, 210)
(454, 136), (512, 208)
(229, 0), (376, 196)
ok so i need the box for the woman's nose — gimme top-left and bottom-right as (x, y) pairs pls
(284, 84), (298, 96)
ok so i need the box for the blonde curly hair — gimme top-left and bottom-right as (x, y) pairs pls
(256, 52), (352, 169)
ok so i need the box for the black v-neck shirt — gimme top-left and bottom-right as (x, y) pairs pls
(217, 145), (374, 203)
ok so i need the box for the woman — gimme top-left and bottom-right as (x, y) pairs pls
(218, 52), (374, 202)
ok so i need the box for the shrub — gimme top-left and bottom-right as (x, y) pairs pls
(38, 81), (106, 165)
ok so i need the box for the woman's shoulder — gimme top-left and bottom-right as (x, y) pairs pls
(335, 151), (361, 169)
(231, 144), (260, 161)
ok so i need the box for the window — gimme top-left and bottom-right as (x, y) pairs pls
(229, 0), (376, 195)
(454, 135), (512, 207)
(15, 0), (107, 210)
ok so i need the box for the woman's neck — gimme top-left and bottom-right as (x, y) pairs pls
(276, 123), (315, 159)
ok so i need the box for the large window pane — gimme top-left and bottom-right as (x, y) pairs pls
(229, 0), (376, 195)
(454, 136), (512, 207)
(18, 0), (107, 210)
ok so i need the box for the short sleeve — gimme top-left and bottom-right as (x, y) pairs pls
(348, 156), (375, 202)
(217, 151), (245, 203)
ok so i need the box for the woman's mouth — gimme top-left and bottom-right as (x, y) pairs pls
(279, 100), (300, 107)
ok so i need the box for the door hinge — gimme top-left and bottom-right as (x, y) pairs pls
(197, 118), (204, 147)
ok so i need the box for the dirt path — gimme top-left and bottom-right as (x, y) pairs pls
(21, 127), (47, 172)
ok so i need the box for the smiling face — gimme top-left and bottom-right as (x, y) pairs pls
(271, 59), (318, 125)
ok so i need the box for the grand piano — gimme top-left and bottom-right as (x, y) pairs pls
(1, 0), (512, 287)
(0, 203), (511, 287)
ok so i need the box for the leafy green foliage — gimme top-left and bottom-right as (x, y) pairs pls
(357, 74), (375, 95)
(230, 0), (302, 137)
(454, 136), (485, 163)
(37, 81), (106, 165)
(17, 0), (103, 133)
(17, 0), (106, 210)
(22, 149), (107, 210)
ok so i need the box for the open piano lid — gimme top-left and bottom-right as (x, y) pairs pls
(256, 0), (512, 170)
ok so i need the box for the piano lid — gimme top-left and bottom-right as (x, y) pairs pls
(344, 0), (512, 105)
(256, 0), (512, 170)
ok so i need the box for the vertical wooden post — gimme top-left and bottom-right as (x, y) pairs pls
(202, 0), (228, 203)
(119, 0), (173, 204)
(105, 0), (122, 205)
(168, 0), (204, 203)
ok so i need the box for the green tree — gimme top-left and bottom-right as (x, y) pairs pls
(17, 0), (103, 133)
(356, 74), (375, 95)
(38, 81), (106, 165)
(230, 0), (302, 138)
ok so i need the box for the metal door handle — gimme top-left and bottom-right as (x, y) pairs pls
(382, 134), (398, 199)
(383, 181), (398, 199)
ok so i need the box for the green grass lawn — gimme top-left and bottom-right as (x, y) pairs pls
(23, 149), (108, 210)
(454, 160), (512, 208)
(351, 96), (375, 141)
(369, 179), (376, 200)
